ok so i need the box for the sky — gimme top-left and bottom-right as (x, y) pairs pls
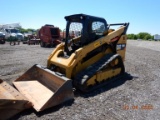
(0, 0), (160, 35)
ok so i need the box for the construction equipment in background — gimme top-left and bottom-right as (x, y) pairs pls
(22, 33), (40, 44)
(0, 14), (129, 119)
(154, 34), (160, 41)
(0, 23), (24, 45)
(38, 24), (62, 47)
(0, 32), (5, 44)
(9, 36), (21, 46)
(27, 34), (40, 45)
(0, 23), (24, 41)
(9, 40), (20, 46)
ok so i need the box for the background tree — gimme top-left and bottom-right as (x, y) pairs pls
(137, 32), (151, 40)
(127, 34), (135, 39)
(19, 28), (36, 34)
(144, 35), (151, 40)
(127, 32), (153, 40)
(133, 34), (138, 40)
(19, 28), (28, 33)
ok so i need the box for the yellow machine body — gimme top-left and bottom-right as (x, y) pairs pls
(47, 26), (127, 82)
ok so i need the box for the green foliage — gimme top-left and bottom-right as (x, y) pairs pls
(127, 32), (153, 41)
(133, 35), (138, 40)
(19, 28), (28, 33)
(127, 34), (138, 40)
(144, 35), (151, 40)
(127, 34), (135, 39)
(137, 32), (151, 40)
(19, 28), (36, 33)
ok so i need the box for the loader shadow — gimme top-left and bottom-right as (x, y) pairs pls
(74, 72), (138, 98)
(11, 72), (137, 119)
(35, 99), (74, 117)
(11, 99), (74, 119)
(10, 108), (34, 120)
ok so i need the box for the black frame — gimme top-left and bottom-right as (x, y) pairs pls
(64, 14), (107, 54)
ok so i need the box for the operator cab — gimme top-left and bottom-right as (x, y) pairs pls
(64, 14), (107, 55)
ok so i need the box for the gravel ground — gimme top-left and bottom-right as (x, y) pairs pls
(0, 40), (160, 120)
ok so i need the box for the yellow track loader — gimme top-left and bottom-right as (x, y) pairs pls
(0, 14), (129, 119)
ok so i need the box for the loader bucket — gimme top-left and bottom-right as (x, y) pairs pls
(13, 64), (74, 112)
(0, 79), (31, 120)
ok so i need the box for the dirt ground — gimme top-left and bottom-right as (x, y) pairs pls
(0, 40), (160, 120)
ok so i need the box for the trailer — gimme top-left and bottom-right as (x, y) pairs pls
(27, 35), (40, 45)
(38, 24), (62, 47)
(154, 34), (160, 41)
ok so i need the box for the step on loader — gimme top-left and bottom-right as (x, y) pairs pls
(0, 14), (129, 119)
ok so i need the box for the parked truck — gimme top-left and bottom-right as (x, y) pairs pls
(0, 23), (24, 41)
(0, 32), (5, 44)
(154, 34), (160, 41)
(38, 24), (62, 47)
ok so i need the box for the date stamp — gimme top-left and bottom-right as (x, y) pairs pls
(123, 104), (153, 110)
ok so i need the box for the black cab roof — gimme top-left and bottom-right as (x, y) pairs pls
(65, 14), (107, 24)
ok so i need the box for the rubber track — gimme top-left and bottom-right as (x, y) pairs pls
(73, 53), (125, 92)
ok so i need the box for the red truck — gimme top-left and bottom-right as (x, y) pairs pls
(38, 24), (62, 47)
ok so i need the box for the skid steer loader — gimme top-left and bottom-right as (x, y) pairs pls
(0, 14), (129, 119)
